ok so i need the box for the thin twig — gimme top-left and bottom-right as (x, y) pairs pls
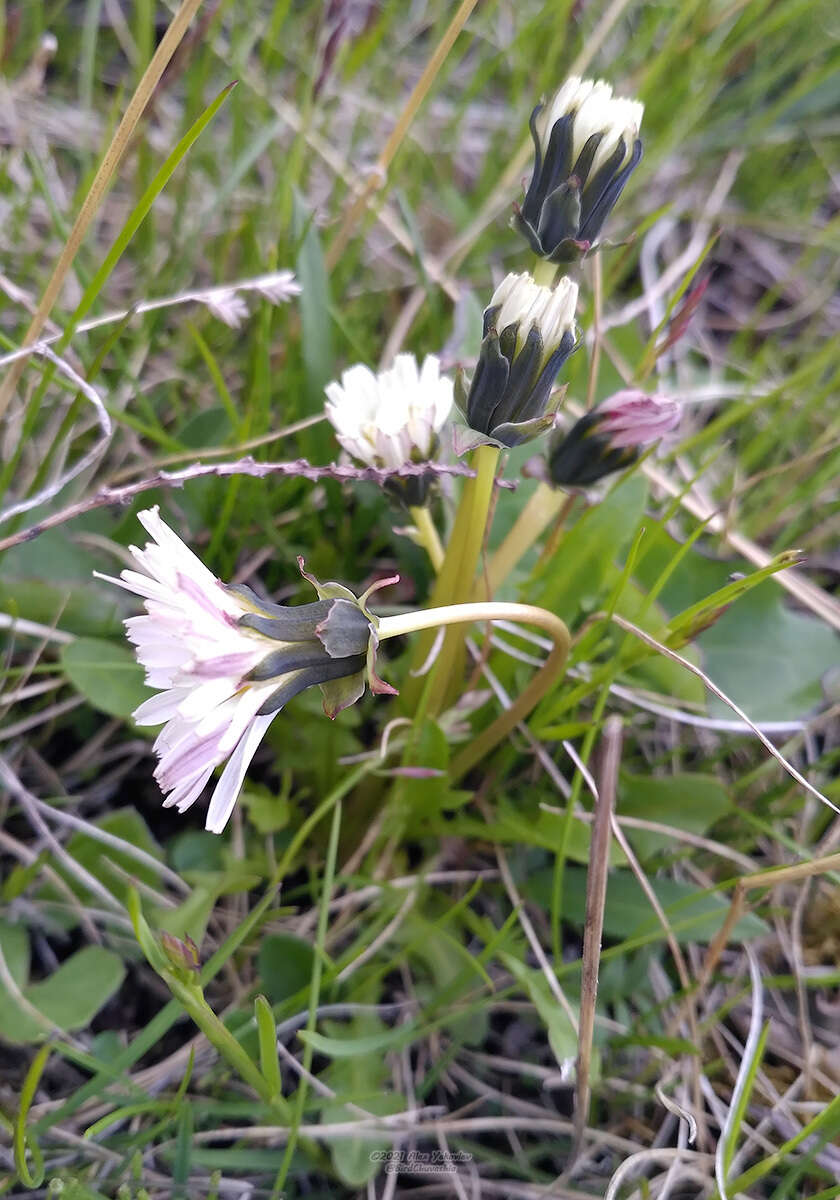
(0, 458), (512, 555)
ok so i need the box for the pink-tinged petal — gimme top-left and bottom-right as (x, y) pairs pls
(136, 508), (219, 592)
(213, 683), (278, 755)
(598, 391), (681, 448)
(93, 569), (171, 602)
(128, 638), (187, 670)
(133, 688), (188, 726)
(156, 736), (222, 794)
(98, 509), (374, 832)
(153, 713), (191, 756)
(205, 712), (275, 833)
(158, 752), (218, 796)
(177, 677), (240, 722)
(190, 651), (260, 679)
(163, 765), (215, 813)
(175, 571), (228, 620)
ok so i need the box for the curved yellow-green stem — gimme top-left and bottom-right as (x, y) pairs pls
(481, 481), (568, 595)
(402, 443), (501, 713)
(408, 504), (444, 571)
(379, 601), (570, 781)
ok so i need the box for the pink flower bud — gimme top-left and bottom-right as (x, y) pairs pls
(548, 391), (680, 488)
(596, 390), (681, 449)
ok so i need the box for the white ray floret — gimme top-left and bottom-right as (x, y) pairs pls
(537, 75), (644, 177)
(96, 507), (291, 833)
(324, 353), (453, 470)
(489, 271), (579, 357)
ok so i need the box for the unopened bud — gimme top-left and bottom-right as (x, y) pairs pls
(462, 272), (578, 447)
(548, 390), (680, 487)
(161, 932), (200, 979)
(514, 76), (644, 263)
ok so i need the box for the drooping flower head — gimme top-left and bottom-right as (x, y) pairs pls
(547, 390), (680, 488)
(460, 271), (578, 447)
(325, 354), (453, 504)
(96, 508), (394, 833)
(514, 76), (644, 262)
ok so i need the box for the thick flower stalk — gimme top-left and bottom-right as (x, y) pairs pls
(324, 353), (453, 505)
(547, 390), (680, 488)
(96, 508), (390, 833)
(460, 271), (578, 447)
(514, 76), (644, 262)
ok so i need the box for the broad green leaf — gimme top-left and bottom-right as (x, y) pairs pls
(26, 947), (124, 1033)
(635, 529), (838, 720)
(0, 920), (30, 993)
(169, 831), (225, 874)
(155, 885), (217, 946)
(0, 946), (125, 1044)
(89, 1031), (124, 1065)
(299, 1024), (418, 1059)
(575, 867), (766, 943)
(258, 934), (315, 1004)
(502, 955), (580, 1067)
(0, 534), (124, 638)
(609, 577), (706, 706)
(320, 1013), (403, 1188)
(177, 404), (234, 450)
(618, 772), (731, 860)
(322, 1092), (402, 1188)
(240, 785), (291, 835)
(698, 582), (837, 721)
(435, 799), (623, 866)
(532, 473), (648, 617)
(2, 855), (47, 901)
(524, 866), (766, 945)
(406, 913), (489, 1046)
(395, 718), (456, 816)
(58, 809), (163, 906)
(61, 637), (151, 718)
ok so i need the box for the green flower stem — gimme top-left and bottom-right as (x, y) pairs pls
(164, 974), (278, 1107)
(128, 890), (279, 1111)
(426, 443), (501, 715)
(532, 258), (558, 287)
(481, 481), (568, 595)
(379, 601), (570, 779)
(402, 443), (500, 714)
(409, 504), (445, 571)
(272, 797), (343, 1196)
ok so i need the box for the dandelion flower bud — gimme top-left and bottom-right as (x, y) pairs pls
(461, 271), (578, 447)
(325, 354), (453, 504)
(547, 390), (680, 488)
(96, 508), (392, 833)
(514, 76), (644, 262)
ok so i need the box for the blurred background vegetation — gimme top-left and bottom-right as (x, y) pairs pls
(1, 0), (840, 1196)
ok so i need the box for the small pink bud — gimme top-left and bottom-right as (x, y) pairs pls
(547, 391), (681, 489)
(596, 390), (681, 449)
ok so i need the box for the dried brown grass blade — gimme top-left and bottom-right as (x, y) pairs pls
(573, 715), (621, 1157)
